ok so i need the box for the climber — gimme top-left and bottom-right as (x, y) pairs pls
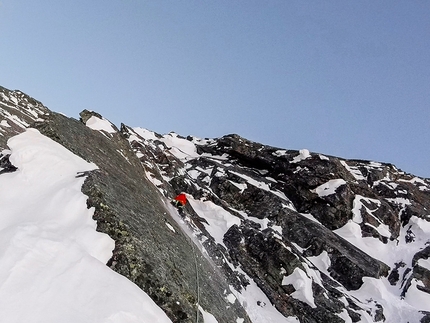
(172, 193), (187, 209)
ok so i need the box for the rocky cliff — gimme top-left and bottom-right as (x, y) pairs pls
(1, 86), (430, 323)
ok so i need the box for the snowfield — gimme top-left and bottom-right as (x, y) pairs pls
(0, 129), (172, 323)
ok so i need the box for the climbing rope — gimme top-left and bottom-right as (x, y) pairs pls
(189, 232), (201, 323)
(168, 196), (201, 322)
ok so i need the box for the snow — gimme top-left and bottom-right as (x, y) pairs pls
(188, 169), (201, 179)
(160, 132), (199, 160)
(0, 129), (172, 323)
(228, 179), (247, 193)
(165, 222), (176, 233)
(334, 213), (430, 322)
(348, 277), (428, 322)
(291, 149), (311, 163)
(404, 279), (430, 312)
(282, 267), (316, 308)
(9, 95), (18, 105)
(301, 262), (324, 288)
(229, 170), (292, 203)
(145, 170), (163, 187)
(351, 195), (391, 238)
(313, 179), (346, 197)
(385, 197), (412, 207)
(6, 112), (29, 128)
(334, 221), (387, 263)
(308, 251), (331, 277)
(198, 305), (219, 323)
(187, 197), (241, 248)
(229, 273), (299, 323)
(272, 149), (287, 157)
(340, 160), (366, 181)
(418, 257), (430, 270)
(336, 309), (353, 323)
(226, 293), (237, 304)
(399, 177), (430, 191)
(0, 119), (10, 127)
(132, 127), (159, 141)
(85, 115), (117, 134)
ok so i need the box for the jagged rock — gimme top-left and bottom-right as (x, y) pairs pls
(122, 125), (430, 322)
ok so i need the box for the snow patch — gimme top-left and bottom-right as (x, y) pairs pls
(291, 149), (310, 163)
(273, 149), (287, 157)
(404, 279), (430, 312)
(417, 258), (430, 271)
(340, 160), (366, 181)
(0, 119), (10, 127)
(187, 197), (241, 248)
(198, 305), (219, 323)
(226, 293), (236, 304)
(86, 115), (117, 134)
(161, 132), (199, 160)
(282, 267), (316, 308)
(308, 251), (331, 277)
(336, 309), (353, 323)
(165, 222), (176, 233)
(229, 274), (299, 323)
(349, 277), (428, 322)
(229, 170), (293, 203)
(132, 127), (159, 141)
(313, 179), (346, 197)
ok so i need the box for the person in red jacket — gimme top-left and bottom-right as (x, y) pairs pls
(172, 193), (187, 208)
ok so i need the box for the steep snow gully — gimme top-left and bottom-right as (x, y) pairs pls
(1, 86), (430, 323)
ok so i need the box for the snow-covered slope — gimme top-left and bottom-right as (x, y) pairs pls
(0, 129), (172, 323)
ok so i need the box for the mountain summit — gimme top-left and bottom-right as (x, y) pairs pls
(1, 86), (430, 323)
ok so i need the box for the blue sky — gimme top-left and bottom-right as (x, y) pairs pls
(1, 1), (429, 178)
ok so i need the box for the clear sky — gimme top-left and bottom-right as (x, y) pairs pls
(1, 1), (429, 178)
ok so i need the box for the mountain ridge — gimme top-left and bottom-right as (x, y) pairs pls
(1, 86), (430, 323)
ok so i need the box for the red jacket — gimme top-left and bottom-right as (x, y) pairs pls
(174, 193), (187, 206)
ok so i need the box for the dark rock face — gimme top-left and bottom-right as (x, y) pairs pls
(32, 112), (251, 323)
(2, 85), (430, 322)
